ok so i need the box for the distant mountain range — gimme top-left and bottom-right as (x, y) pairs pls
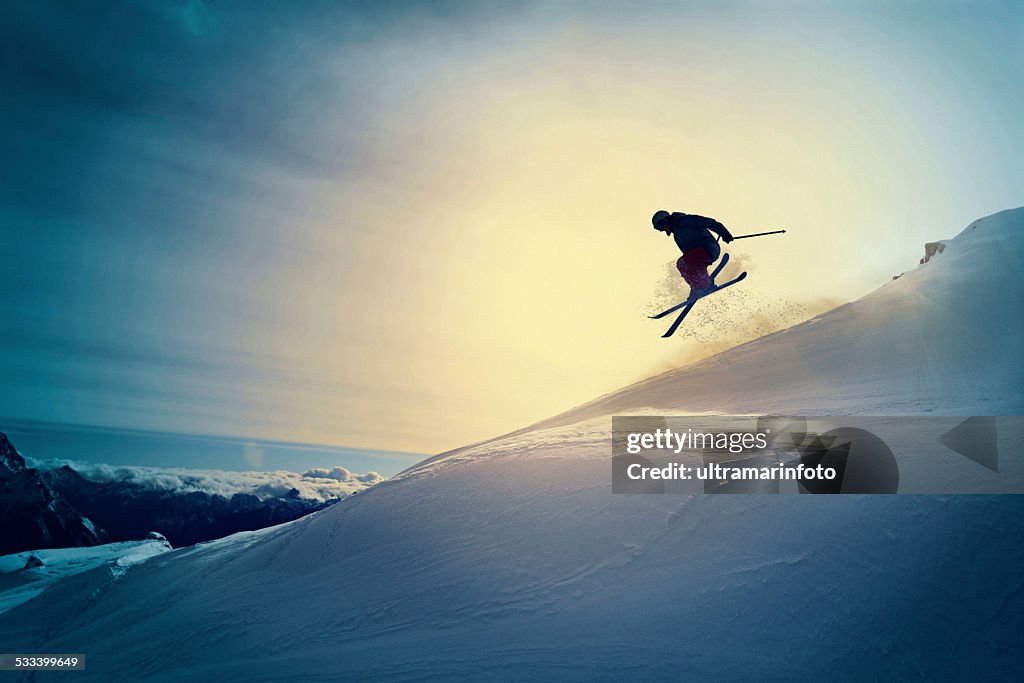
(0, 432), (334, 556)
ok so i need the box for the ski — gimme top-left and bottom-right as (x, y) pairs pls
(660, 301), (695, 336)
(649, 253), (732, 320)
(661, 272), (747, 338)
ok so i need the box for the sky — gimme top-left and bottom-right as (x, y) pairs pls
(2, 0), (1022, 459)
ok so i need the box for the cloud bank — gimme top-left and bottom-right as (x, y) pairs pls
(30, 459), (384, 503)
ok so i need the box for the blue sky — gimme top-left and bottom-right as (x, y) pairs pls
(2, 1), (1022, 457)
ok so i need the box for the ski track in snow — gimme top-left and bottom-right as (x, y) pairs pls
(1, 209), (1023, 681)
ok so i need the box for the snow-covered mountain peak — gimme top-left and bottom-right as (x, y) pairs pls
(885, 206), (1023, 290)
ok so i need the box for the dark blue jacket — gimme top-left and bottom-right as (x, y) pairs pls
(664, 212), (729, 260)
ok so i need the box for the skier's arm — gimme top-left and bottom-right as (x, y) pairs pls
(704, 218), (734, 243)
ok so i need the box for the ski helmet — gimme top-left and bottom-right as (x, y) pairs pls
(652, 210), (670, 230)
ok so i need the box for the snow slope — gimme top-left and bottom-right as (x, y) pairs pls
(1, 209), (1022, 681)
(0, 537), (172, 616)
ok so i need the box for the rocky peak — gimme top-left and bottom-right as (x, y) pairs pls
(0, 432), (27, 474)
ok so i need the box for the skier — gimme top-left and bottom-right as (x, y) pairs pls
(652, 210), (734, 297)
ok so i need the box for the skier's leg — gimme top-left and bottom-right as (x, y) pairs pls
(677, 248), (712, 292)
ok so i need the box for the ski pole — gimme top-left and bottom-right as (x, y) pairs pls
(732, 229), (786, 240)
